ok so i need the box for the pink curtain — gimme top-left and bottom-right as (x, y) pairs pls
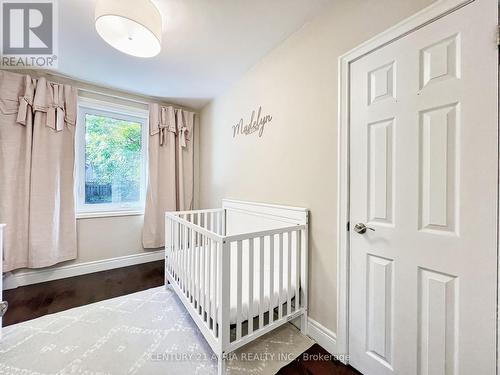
(0, 71), (77, 272)
(142, 104), (195, 248)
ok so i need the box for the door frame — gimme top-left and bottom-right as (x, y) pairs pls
(335, 0), (498, 364)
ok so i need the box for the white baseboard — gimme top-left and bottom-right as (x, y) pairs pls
(307, 317), (337, 355)
(3, 250), (165, 290)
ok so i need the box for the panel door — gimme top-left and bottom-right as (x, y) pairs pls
(348, 1), (498, 374)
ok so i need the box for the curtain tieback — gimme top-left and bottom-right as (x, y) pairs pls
(159, 127), (166, 146)
(179, 126), (189, 148)
(158, 125), (176, 146)
(16, 96), (32, 125)
(46, 104), (65, 131)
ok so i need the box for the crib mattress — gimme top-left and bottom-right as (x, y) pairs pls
(171, 240), (299, 325)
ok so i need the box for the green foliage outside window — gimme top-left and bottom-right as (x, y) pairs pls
(85, 114), (142, 204)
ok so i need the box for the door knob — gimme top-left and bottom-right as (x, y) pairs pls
(0, 301), (7, 317)
(354, 223), (375, 234)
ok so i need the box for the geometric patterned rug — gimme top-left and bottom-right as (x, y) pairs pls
(0, 287), (314, 374)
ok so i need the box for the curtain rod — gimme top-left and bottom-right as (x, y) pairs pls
(14, 69), (198, 114)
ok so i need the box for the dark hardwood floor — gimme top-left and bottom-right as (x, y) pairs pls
(277, 344), (361, 375)
(2, 260), (164, 326)
(3, 261), (360, 374)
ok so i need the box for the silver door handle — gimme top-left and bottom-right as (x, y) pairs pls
(354, 223), (375, 234)
(0, 301), (7, 317)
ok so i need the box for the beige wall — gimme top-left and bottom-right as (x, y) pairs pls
(76, 216), (145, 263)
(199, 0), (436, 333)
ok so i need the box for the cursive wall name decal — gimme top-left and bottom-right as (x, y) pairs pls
(232, 106), (273, 138)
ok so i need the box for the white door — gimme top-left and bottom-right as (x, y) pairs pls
(348, 1), (498, 374)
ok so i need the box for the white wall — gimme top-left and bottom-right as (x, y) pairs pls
(199, 0), (436, 333)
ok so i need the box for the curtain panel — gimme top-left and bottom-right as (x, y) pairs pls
(142, 104), (195, 249)
(29, 77), (78, 268)
(0, 71), (77, 272)
(0, 71), (33, 271)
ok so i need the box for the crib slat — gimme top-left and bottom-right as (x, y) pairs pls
(210, 212), (215, 232)
(179, 223), (183, 288)
(287, 231), (292, 315)
(236, 240), (243, 340)
(206, 235), (212, 327)
(295, 230), (301, 312)
(172, 219), (176, 277)
(165, 218), (169, 277)
(197, 231), (201, 310)
(171, 221), (175, 279)
(204, 212), (208, 230)
(184, 226), (188, 295)
(179, 222), (182, 283)
(169, 219), (173, 276)
(194, 229), (199, 308)
(188, 226), (192, 298)
(184, 224), (188, 293)
(211, 239), (217, 332)
(174, 220), (177, 278)
(202, 234), (206, 319)
(259, 236), (264, 328)
(297, 229), (302, 308)
(191, 227), (195, 301)
(174, 221), (179, 282)
(180, 223), (184, 290)
(213, 240), (218, 335)
(248, 238), (254, 335)
(166, 218), (170, 276)
(198, 233), (204, 316)
(179, 222), (182, 284)
(182, 225), (186, 293)
(191, 227), (196, 302)
(278, 233), (283, 319)
(186, 226), (190, 294)
(269, 234), (274, 324)
(200, 233), (205, 317)
(219, 239), (231, 346)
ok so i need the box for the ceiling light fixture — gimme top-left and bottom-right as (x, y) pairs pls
(95, 0), (162, 58)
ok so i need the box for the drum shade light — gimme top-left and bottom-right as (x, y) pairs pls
(95, 0), (162, 58)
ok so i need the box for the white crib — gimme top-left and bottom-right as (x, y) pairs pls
(165, 199), (308, 373)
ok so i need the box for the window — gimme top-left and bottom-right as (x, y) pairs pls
(76, 99), (148, 216)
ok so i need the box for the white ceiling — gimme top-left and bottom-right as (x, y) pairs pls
(57, 0), (334, 109)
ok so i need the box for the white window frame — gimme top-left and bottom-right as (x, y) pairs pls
(75, 97), (149, 218)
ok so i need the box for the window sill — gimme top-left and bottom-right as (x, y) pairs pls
(76, 210), (144, 219)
